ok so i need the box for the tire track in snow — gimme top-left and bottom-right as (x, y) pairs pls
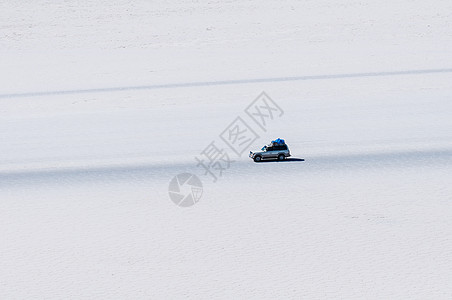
(1, 68), (452, 99)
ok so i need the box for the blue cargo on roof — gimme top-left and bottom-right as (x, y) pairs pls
(272, 138), (285, 145)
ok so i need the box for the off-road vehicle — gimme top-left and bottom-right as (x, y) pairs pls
(249, 139), (291, 162)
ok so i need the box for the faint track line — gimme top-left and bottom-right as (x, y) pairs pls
(1, 68), (452, 99)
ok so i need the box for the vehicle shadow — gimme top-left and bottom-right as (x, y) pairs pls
(258, 158), (305, 163)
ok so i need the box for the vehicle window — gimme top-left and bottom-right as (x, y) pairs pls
(267, 147), (273, 151)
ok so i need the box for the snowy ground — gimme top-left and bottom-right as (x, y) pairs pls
(1, 0), (452, 298)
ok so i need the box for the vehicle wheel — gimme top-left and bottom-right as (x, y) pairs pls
(254, 156), (262, 162)
(277, 154), (285, 161)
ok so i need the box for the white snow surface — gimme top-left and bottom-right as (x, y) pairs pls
(1, 0), (452, 298)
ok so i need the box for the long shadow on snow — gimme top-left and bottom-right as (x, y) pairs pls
(256, 158), (305, 163)
(1, 148), (451, 186)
